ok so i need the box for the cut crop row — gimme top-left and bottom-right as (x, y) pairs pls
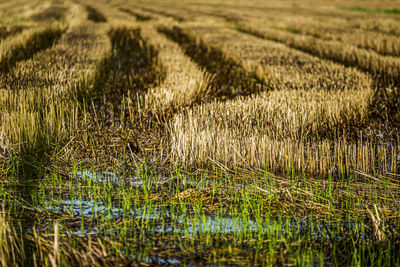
(0, 0), (48, 22)
(236, 20), (400, 87)
(171, 3), (400, 83)
(177, 1), (400, 37)
(269, 18), (400, 58)
(173, 22), (373, 93)
(170, 90), (397, 176)
(162, 20), (391, 176)
(82, 0), (138, 24)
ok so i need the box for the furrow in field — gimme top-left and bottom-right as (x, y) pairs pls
(159, 0), (400, 63)
(69, 26), (164, 161)
(178, 6), (400, 123)
(0, 1), (73, 73)
(0, 1), (53, 39)
(139, 22), (211, 124)
(159, 25), (265, 98)
(82, 0), (137, 24)
(91, 27), (162, 109)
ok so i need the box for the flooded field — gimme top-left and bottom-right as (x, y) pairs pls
(2, 165), (399, 265)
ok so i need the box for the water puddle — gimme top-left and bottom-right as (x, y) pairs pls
(42, 197), (362, 241)
(66, 229), (98, 235)
(43, 198), (264, 234)
(30, 167), (385, 267)
(143, 255), (181, 265)
(43, 199), (163, 220)
(180, 216), (260, 235)
(74, 170), (170, 187)
(37, 170), (372, 241)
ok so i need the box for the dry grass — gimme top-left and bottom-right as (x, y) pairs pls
(132, 1), (400, 87)
(138, 6), (187, 22)
(159, 25), (265, 98)
(30, 3), (68, 22)
(74, 0), (398, 178)
(0, 211), (25, 267)
(84, 0), (139, 25)
(161, 20), (381, 176)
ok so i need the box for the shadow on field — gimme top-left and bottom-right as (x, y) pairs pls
(30, 5), (67, 22)
(0, 25), (25, 41)
(140, 7), (185, 22)
(159, 26), (265, 99)
(86, 27), (162, 108)
(119, 7), (152, 21)
(0, 27), (63, 73)
(86, 5), (107, 23)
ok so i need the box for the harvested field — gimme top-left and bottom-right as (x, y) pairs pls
(1, 0), (400, 266)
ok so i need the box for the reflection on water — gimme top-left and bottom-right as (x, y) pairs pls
(75, 170), (170, 186)
(43, 197), (362, 241)
(27, 168), (399, 265)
